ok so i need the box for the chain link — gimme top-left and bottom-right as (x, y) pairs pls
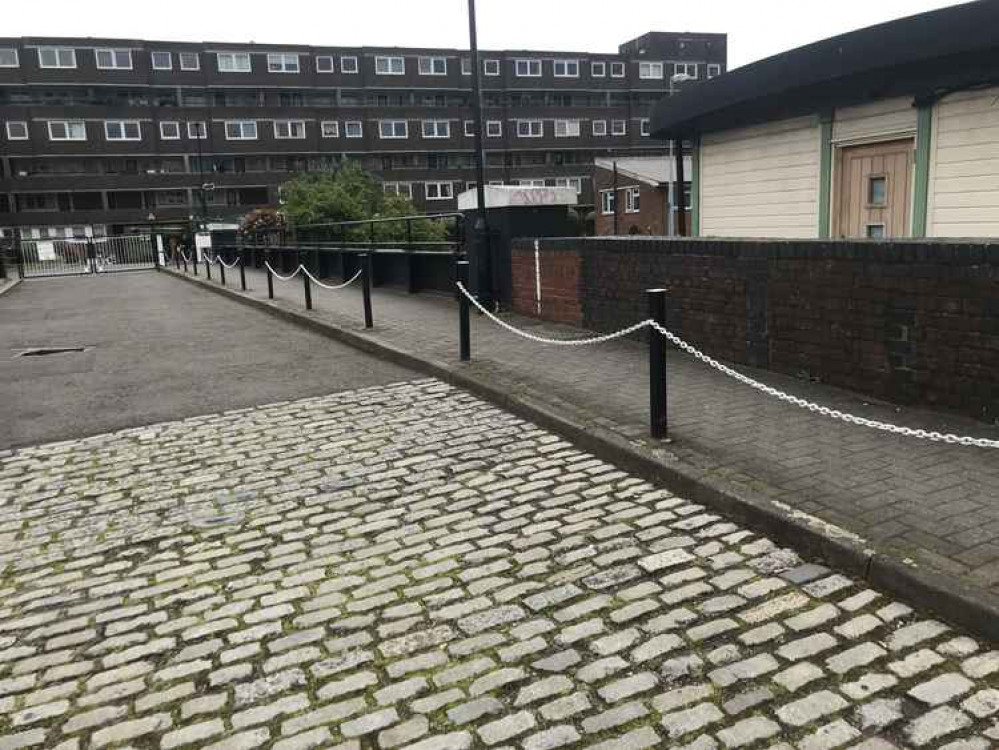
(264, 261), (302, 282)
(216, 256), (241, 270)
(301, 266), (363, 291)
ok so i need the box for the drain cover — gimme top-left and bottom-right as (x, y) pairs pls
(17, 347), (88, 357)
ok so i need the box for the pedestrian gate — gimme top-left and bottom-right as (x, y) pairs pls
(16, 236), (156, 278)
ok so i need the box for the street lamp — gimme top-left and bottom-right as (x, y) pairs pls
(467, 0), (493, 308)
(668, 74), (694, 237)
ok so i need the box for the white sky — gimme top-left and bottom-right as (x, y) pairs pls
(5, 0), (965, 69)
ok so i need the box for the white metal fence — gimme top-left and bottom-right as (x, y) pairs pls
(18, 235), (156, 277)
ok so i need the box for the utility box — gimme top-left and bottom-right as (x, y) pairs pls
(458, 186), (578, 307)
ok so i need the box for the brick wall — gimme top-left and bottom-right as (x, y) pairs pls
(510, 237), (999, 422)
(592, 170), (671, 237)
(510, 243), (583, 326)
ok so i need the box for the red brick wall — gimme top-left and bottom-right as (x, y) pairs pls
(510, 245), (583, 326)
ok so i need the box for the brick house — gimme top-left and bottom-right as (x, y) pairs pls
(593, 156), (690, 236)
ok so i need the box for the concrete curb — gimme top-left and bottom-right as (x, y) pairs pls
(161, 266), (999, 642)
(0, 277), (22, 298)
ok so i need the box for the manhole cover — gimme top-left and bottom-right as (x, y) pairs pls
(17, 347), (88, 357)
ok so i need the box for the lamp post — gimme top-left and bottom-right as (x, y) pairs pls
(669, 73), (694, 237)
(467, 0), (493, 308)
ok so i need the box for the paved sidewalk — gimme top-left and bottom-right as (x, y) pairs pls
(182, 264), (999, 599)
(3, 379), (999, 749)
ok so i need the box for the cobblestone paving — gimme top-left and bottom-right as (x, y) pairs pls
(1, 379), (998, 750)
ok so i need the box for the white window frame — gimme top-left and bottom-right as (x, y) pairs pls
(600, 190), (616, 215)
(159, 121), (180, 140)
(378, 120), (408, 139)
(418, 56), (447, 76)
(461, 58), (471, 75)
(425, 181), (454, 201)
(640, 119), (651, 136)
(96, 48), (133, 70)
(610, 61), (625, 78)
(274, 120), (306, 139)
(340, 56), (358, 73)
(321, 121), (339, 138)
(592, 120), (607, 136)
(179, 52), (200, 71)
(375, 56), (405, 75)
(267, 53), (300, 74)
(344, 120), (363, 138)
(5, 121), (28, 140)
(611, 119), (627, 136)
(486, 120), (502, 138)
(225, 120), (258, 140)
(590, 61), (605, 77)
(675, 62), (698, 79)
(150, 51), (172, 70)
(47, 120), (86, 141)
(554, 119), (580, 138)
(553, 59), (579, 78)
(707, 63), (721, 78)
(421, 120), (450, 139)
(383, 182), (413, 199)
(555, 177), (583, 195)
(515, 59), (542, 77)
(0, 49), (20, 68)
(104, 120), (141, 141)
(517, 119), (543, 138)
(483, 59), (500, 76)
(187, 121), (207, 139)
(463, 120), (475, 137)
(38, 47), (76, 69)
(639, 61), (664, 80)
(217, 52), (251, 73)
(316, 55), (335, 73)
(625, 186), (641, 213)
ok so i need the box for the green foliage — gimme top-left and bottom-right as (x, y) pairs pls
(240, 207), (285, 234)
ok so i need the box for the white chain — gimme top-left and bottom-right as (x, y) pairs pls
(456, 282), (652, 345)
(301, 267), (363, 291)
(216, 256), (241, 269)
(647, 321), (999, 449)
(179, 251), (193, 264)
(264, 261), (302, 282)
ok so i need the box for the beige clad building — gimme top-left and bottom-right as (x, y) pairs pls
(651, 1), (999, 240)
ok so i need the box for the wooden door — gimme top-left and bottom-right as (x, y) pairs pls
(834, 139), (914, 239)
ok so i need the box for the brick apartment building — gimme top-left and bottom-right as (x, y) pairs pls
(593, 156), (691, 236)
(0, 31), (725, 240)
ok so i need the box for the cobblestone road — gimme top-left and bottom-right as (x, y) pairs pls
(1, 380), (998, 750)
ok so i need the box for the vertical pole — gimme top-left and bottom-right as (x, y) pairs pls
(674, 139), (687, 237)
(648, 288), (669, 440)
(239, 251), (246, 291)
(613, 161), (620, 235)
(369, 221), (376, 247)
(457, 260), (471, 361)
(206, 253), (212, 281)
(266, 251), (274, 299)
(361, 252), (373, 329)
(303, 264), (312, 310)
(153, 234), (161, 269)
(14, 228), (25, 279)
(174, 240), (180, 269)
(182, 252), (188, 274)
(192, 243), (199, 276)
(219, 257), (226, 287)
(468, 0), (494, 307)
(87, 239), (97, 274)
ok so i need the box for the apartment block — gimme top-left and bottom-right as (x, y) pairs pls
(0, 31), (726, 238)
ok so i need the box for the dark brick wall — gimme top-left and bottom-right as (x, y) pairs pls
(510, 237), (999, 422)
(511, 244), (582, 326)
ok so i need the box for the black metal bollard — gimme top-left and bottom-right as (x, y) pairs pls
(266, 254), (274, 299)
(206, 255), (212, 281)
(182, 253), (188, 274)
(239, 253), (246, 291)
(303, 266), (312, 310)
(192, 250), (198, 276)
(457, 261), (470, 361)
(361, 253), (373, 329)
(648, 288), (669, 440)
(219, 257), (226, 287)
(175, 247), (180, 269)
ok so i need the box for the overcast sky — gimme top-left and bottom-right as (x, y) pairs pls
(6, 0), (965, 69)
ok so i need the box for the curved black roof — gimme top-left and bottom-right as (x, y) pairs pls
(651, 1), (999, 139)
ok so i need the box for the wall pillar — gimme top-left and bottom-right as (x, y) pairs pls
(691, 135), (701, 237)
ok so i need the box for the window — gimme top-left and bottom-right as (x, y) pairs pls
(0, 49), (19, 68)
(316, 55), (335, 73)
(517, 119), (543, 138)
(5, 121), (28, 140)
(422, 120), (450, 139)
(591, 61), (605, 77)
(384, 182), (413, 199)
(483, 59), (500, 76)
(217, 52), (251, 72)
(159, 121), (180, 140)
(418, 56), (446, 75)
(639, 61), (664, 80)
(375, 56), (405, 75)
(461, 58), (471, 75)
(554, 119), (580, 138)
(179, 52), (200, 71)
(425, 182), (453, 200)
(341, 56), (358, 73)
(463, 121), (475, 137)
(267, 53), (299, 73)
(554, 177), (583, 195)
(48, 120), (86, 141)
(868, 175), (888, 206)
(610, 62), (625, 78)
(151, 51), (172, 70)
(600, 190), (616, 215)
(553, 59), (579, 77)
(592, 120), (607, 136)
(379, 120), (408, 139)
(486, 121), (502, 138)
(96, 48), (132, 70)
(674, 62), (698, 79)
(611, 119), (627, 136)
(274, 120), (306, 139)
(640, 118), (651, 136)
(866, 224), (885, 239)
(225, 121), (257, 140)
(321, 121), (339, 138)
(626, 187), (641, 213)
(344, 120), (362, 138)
(515, 59), (541, 77)
(187, 121), (207, 139)
(707, 63), (721, 78)
(105, 121), (141, 141)
(38, 47), (76, 69)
